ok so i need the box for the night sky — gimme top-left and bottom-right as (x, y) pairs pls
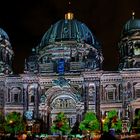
(0, 0), (140, 74)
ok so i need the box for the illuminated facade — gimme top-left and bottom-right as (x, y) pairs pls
(0, 13), (140, 128)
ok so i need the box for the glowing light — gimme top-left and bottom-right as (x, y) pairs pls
(132, 11), (135, 16)
(65, 12), (74, 20)
(102, 119), (105, 123)
(9, 120), (13, 124)
(132, 11), (135, 19)
(22, 134), (27, 140)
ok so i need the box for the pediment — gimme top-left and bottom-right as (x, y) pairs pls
(131, 98), (140, 105)
(134, 83), (140, 88)
(105, 85), (115, 90)
(134, 98), (140, 102)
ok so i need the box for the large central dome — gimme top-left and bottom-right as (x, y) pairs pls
(25, 13), (103, 73)
(40, 16), (100, 49)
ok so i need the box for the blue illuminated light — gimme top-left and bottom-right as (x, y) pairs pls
(57, 59), (65, 74)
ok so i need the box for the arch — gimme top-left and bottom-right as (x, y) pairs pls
(27, 84), (38, 104)
(134, 83), (140, 99)
(47, 89), (78, 126)
(51, 94), (76, 109)
(10, 87), (22, 103)
(105, 84), (116, 101)
(45, 86), (80, 106)
(40, 86), (83, 127)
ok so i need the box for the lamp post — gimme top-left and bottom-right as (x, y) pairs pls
(9, 120), (16, 137)
(86, 130), (90, 140)
(101, 118), (105, 134)
(9, 120), (13, 126)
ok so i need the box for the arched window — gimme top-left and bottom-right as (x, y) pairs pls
(134, 42), (140, 55)
(105, 85), (116, 101)
(31, 95), (34, 103)
(28, 85), (35, 104)
(0, 89), (4, 106)
(88, 83), (96, 101)
(10, 87), (22, 103)
(134, 83), (140, 99)
(7, 89), (10, 102)
(14, 93), (18, 102)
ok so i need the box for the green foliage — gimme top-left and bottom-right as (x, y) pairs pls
(108, 110), (117, 119)
(103, 110), (122, 133)
(79, 111), (99, 132)
(4, 112), (25, 134)
(51, 112), (70, 135)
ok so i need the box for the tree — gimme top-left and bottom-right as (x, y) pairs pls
(51, 112), (70, 135)
(103, 110), (122, 133)
(79, 111), (100, 134)
(4, 112), (25, 135)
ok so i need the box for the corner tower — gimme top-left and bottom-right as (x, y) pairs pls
(118, 12), (140, 70)
(0, 28), (13, 74)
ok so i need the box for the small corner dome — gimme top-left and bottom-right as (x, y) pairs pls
(122, 18), (140, 36)
(40, 17), (100, 49)
(0, 28), (9, 41)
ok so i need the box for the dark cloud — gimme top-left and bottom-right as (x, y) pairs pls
(0, 0), (140, 73)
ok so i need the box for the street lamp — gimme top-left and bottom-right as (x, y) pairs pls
(9, 120), (16, 136)
(9, 120), (13, 124)
(86, 130), (90, 140)
(101, 118), (105, 134)
(102, 119), (105, 124)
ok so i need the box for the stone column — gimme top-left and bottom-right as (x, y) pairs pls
(34, 84), (39, 119)
(23, 84), (28, 112)
(96, 81), (100, 120)
(116, 84), (119, 101)
(83, 81), (89, 113)
(118, 109), (121, 119)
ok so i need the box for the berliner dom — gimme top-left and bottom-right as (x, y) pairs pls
(0, 12), (140, 134)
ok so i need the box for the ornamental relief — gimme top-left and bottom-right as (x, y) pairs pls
(51, 96), (76, 109)
(9, 87), (22, 103)
(10, 87), (21, 94)
(134, 83), (140, 99)
(105, 84), (116, 100)
(28, 84), (38, 94)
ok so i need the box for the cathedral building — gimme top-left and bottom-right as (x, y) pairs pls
(0, 12), (140, 129)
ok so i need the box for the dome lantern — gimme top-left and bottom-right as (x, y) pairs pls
(65, 12), (74, 20)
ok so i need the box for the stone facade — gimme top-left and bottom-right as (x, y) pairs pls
(0, 13), (140, 128)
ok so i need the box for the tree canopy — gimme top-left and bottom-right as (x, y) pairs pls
(79, 111), (100, 132)
(103, 110), (122, 133)
(4, 112), (25, 134)
(51, 112), (70, 135)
